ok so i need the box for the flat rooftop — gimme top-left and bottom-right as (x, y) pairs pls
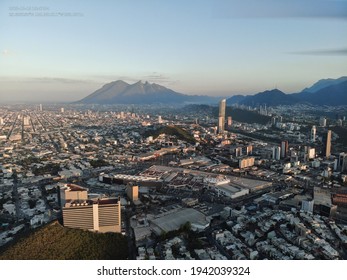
(66, 184), (87, 192)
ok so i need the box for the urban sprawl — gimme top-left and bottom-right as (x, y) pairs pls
(0, 101), (347, 260)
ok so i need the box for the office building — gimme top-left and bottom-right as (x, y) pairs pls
(246, 145), (253, 155)
(308, 147), (316, 159)
(239, 157), (255, 169)
(227, 116), (232, 127)
(126, 183), (139, 202)
(218, 99), (226, 134)
(39, 104), (43, 111)
(23, 116), (30, 126)
(61, 184), (121, 233)
(323, 130), (332, 157)
(59, 184), (88, 209)
(301, 200), (314, 214)
(61, 107), (64, 113)
(320, 117), (327, 127)
(338, 152), (347, 173)
(281, 141), (288, 158)
(311, 126), (316, 142)
(272, 146), (281, 161)
(235, 147), (242, 157)
(62, 198), (121, 233)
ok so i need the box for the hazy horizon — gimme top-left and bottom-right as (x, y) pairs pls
(1, 0), (347, 102)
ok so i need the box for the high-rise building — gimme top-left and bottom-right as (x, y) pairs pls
(280, 141), (288, 158)
(301, 200), (314, 214)
(320, 117), (327, 127)
(311, 126), (316, 142)
(235, 147), (242, 157)
(39, 104), (43, 111)
(218, 99), (226, 134)
(272, 146), (281, 161)
(308, 147), (316, 159)
(61, 107), (64, 113)
(158, 115), (162, 124)
(0, 117), (3, 125)
(60, 184), (121, 233)
(239, 157), (255, 169)
(338, 152), (347, 173)
(126, 183), (139, 202)
(62, 198), (121, 233)
(59, 184), (88, 209)
(246, 145), (253, 155)
(23, 116), (30, 126)
(323, 130), (332, 157)
(227, 116), (232, 127)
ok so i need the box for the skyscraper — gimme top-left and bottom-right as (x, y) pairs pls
(323, 130), (332, 157)
(311, 126), (316, 142)
(218, 99), (226, 134)
(320, 117), (327, 127)
(272, 146), (281, 160)
(338, 152), (347, 172)
(280, 140), (288, 158)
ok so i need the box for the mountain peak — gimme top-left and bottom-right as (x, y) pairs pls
(78, 80), (218, 104)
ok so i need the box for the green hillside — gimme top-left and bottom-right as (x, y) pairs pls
(223, 107), (271, 125)
(144, 125), (196, 144)
(0, 222), (128, 260)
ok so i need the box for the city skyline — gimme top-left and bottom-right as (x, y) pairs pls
(1, 0), (347, 102)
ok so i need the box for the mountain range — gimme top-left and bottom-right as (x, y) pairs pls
(77, 76), (347, 106)
(78, 80), (219, 104)
(227, 76), (347, 106)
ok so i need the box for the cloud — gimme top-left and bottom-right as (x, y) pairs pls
(2, 49), (16, 56)
(0, 76), (96, 84)
(142, 72), (171, 82)
(288, 47), (347, 56)
(213, 0), (347, 19)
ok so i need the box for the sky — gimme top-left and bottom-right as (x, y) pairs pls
(1, 0), (347, 102)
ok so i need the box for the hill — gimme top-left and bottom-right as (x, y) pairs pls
(78, 80), (219, 105)
(302, 76), (347, 93)
(213, 107), (271, 125)
(182, 104), (271, 125)
(237, 89), (298, 106)
(143, 125), (196, 144)
(0, 222), (128, 260)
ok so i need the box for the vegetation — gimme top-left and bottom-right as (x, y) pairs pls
(331, 126), (347, 148)
(32, 163), (61, 176)
(17, 156), (41, 166)
(224, 107), (271, 125)
(158, 221), (192, 241)
(144, 125), (196, 144)
(0, 221), (128, 260)
(89, 159), (109, 168)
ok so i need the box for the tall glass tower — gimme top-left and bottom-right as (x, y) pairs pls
(218, 99), (226, 134)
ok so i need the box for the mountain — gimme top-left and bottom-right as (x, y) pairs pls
(227, 76), (347, 106)
(239, 89), (298, 106)
(226, 95), (246, 105)
(78, 80), (219, 104)
(296, 80), (347, 106)
(302, 76), (347, 93)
